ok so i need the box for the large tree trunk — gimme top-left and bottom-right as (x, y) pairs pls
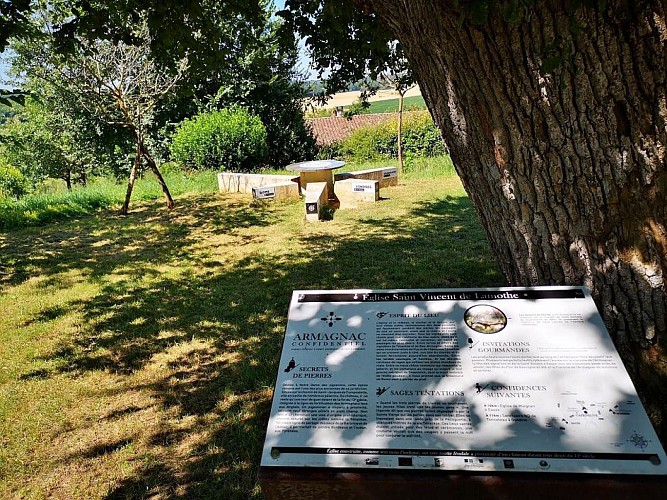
(363, 1), (667, 442)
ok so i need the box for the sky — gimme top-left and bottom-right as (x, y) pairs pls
(274, 0), (287, 13)
(0, 50), (13, 89)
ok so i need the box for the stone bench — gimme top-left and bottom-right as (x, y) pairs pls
(304, 182), (328, 222)
(251, 181), (300, 201)
(334, 166), (398, 188)
(335, 179), (379, 209)
(217, 172), (299, 195)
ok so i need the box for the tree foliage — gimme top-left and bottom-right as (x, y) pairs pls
(0, 1), (265, 60)
(8, 5), (187, 213)
(0, 159), (29, 199)
(279, 0), (397, 95)
(281, 1), (414, 170)
(0, 90), (120, 189)
(3, 1), (315, 176)
(188, 4), (316, 167)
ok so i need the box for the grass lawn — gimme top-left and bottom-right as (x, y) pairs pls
(0, 162), (505, 499)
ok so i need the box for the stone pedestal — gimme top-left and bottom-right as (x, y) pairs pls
(304, 182), (329, 222)
(335, 179), (380, 209)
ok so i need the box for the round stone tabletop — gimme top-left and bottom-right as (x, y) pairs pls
(285, 160), (346, 172)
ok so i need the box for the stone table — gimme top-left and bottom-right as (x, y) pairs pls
(285, 160), (345, 200)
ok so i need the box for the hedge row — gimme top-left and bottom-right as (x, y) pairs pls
(319, 111), (447, 162)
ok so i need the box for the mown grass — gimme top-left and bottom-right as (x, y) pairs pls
(0, 159), (505, 499)
(0, 158), (447, 232)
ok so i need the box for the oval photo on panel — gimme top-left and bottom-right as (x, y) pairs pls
(464, 304), (507, 334)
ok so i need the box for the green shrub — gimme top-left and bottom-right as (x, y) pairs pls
(170, 107), (268, 171)
(315, 141), (344, 160)
(402, 112), (447, 157)
(339, 111), (446, 163)
(0, 159), (29, 199)
(339, 121), (393, 161)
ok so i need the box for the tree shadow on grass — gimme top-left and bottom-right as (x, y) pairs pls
(0, 195), (275, 289)
(3, 191), (505, 499)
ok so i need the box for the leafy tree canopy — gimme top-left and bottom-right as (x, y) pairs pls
(278, 0), (400, 98)
(3, 0), (316, 169)
(1, 1), (265, 61)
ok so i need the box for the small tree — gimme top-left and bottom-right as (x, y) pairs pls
(379, 45), (415, 175)
(63, 30), (186, 214)
(13, 13), (186, 214)
(0, 94), (101, 189)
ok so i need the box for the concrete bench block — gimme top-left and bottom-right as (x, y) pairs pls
(336, 167), (398, 188)
(252, 182), (300, 201)
(217, 172), (299, 194)
(304, 182), (328, 222)
(335, 179), (379, 209)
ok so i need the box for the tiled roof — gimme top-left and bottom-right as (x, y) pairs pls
(306, 113), (395, 145)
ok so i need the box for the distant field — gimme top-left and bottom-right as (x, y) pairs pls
(364, 95), (426, 113)
(303, 86), (422, 112)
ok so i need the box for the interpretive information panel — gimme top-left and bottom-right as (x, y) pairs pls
(260, 287), (667, 474)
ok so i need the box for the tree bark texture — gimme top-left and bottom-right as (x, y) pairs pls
(121, 142), (142, 215)
(141, 144), (175, 210)
(363, 0), (667, 442)
(64, 169), (72, 190)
